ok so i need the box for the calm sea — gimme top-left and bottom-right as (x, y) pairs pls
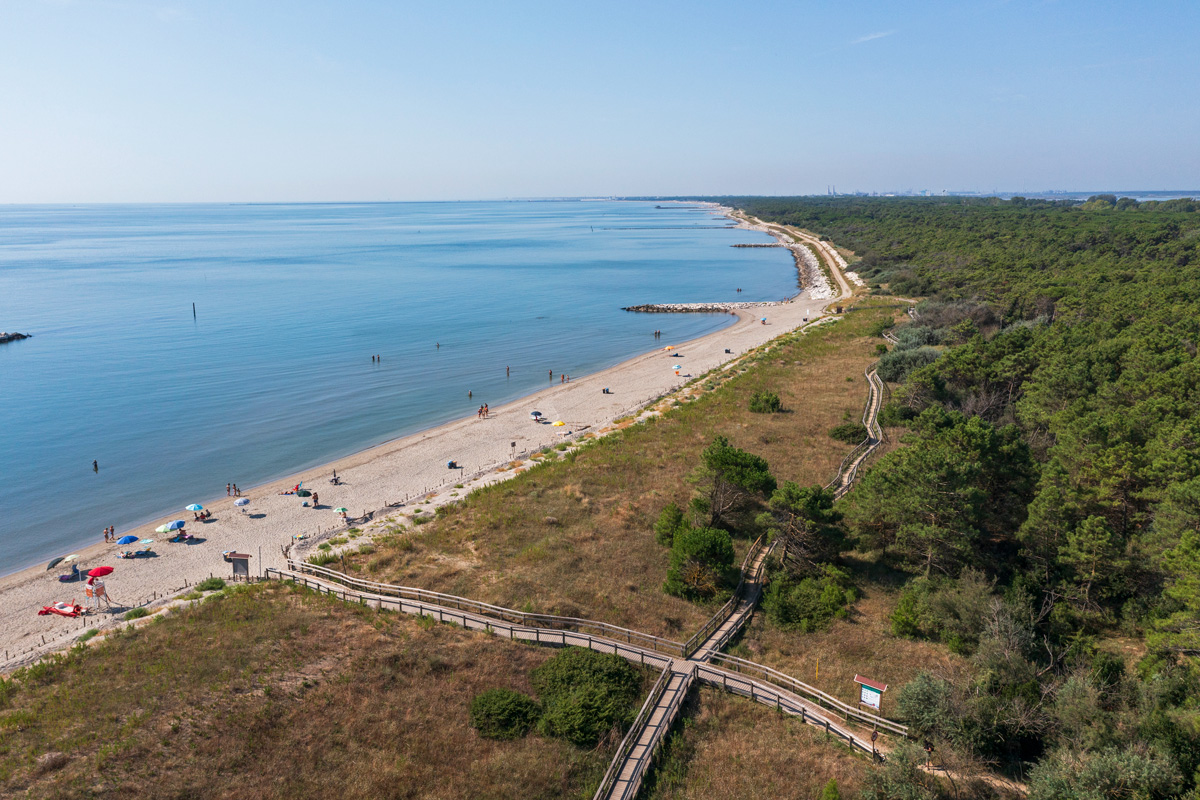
(0, 201), (795, 573)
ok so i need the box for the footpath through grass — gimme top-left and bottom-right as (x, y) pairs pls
(345, 304), (900, 640)
(0, 583), (620, 800)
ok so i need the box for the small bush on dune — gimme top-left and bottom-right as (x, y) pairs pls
(123, 607), (150, 621)
(654, 502), (689, 547)
(306, 552), (339, 567)
(762, 564), (856, 632)
(196, 577), (225, 592)
(532, 648), (640, 748)
(828, 422), (868, 444)
(663, 526), (736, 601)
(749, 390), (783, 413)
(469, 688), (541, 740)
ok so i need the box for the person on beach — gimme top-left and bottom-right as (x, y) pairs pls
(484, 404), (489, 417)
(561, 374), (565, 383)
(312, 492), (319, 508)
(227, 483), (231, 496)
(549, 369), (553, 380)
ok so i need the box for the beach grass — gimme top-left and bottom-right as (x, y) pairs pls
(344, 304), (901, 639)
(641, 687), (871, 800)
(0, 583), (619, 799)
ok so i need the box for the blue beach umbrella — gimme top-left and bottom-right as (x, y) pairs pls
(167, 520), (186, 530)
(117, 535), (138, 545)
(185, 504), (203, 512)
(234, 497), (250, 507)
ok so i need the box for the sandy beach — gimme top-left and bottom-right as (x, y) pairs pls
(0, 213), (851, 671)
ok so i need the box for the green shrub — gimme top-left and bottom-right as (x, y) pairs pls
(531, 648), (640, 747)
(305, 552), (339, 567)
(828, 422), (868, 443)
(820, 778), (842, 800)
(868, 318), (896, 337)
(469, 688), (541, 740)
(878, 401), (917, 427)
(876, 345), (940, 382)
(663, 526), (735, 600)
(124, 607), (150, 621)
(196, 577), (226, 592)
(329, 536), (348, 546)
(654, 502), (688, 547)
(748, 390), (783, 413)
(318, 543), (332, 551)
(762, 564), (856, 632)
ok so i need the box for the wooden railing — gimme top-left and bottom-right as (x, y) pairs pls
(826, 362), (885, 498)
(593, 665), (695, 800)
(593, 667), (673, 800)
(681, 535), (768, 657)
(692, 662), (882, 759)
(282, 559), (688, 657)
(705, 652), (908, 736)
(264, 567), (899, 760)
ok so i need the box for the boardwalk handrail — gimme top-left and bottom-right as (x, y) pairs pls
(593, 666), (679, 800)
(692, 663), (882, 758)
(681, 534), (766, 657)
(706, 651), (908, 736)
(264, 567), (898, 757)
(284, 559), (687, 657)
(826, 362), (884, 498)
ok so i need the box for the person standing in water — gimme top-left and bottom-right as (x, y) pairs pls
(93, 460), (98, 473)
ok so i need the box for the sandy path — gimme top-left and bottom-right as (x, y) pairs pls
(0, 212), (851, 670)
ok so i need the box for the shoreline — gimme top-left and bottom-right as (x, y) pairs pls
(0, 209), (846, 670)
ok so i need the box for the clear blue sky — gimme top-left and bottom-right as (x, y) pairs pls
(2, 0), (1197, 202)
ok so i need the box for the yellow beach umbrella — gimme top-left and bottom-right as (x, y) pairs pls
(552, 421), (565, 427)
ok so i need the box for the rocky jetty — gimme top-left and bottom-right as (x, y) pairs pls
(622, 300), (791, 313)
(0, 332), (30, 344)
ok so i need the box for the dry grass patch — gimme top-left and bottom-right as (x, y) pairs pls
(344, 307), (900, 640)
(0, 584), (618, 800)
(644, 688), (870, 800)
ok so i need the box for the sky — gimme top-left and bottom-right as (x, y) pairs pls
(1, 0), (1198, 202)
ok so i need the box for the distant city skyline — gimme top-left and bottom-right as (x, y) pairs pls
(2, 1), (1197, 203)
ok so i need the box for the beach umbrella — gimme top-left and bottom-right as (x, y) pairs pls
(47, 556), (65, 570)
(672, 364), (682, 370)
(334, 507), (348, 513)
(167, 520), (186, 530)
(552, 421), (566, 427)
(234, 497), (250, 506)
(296, 489), (312, 497)
(117, 535), (138, 545)
(155, 524), (170, 533)
(185, 504), (203, 512)
(530, 411), (542, 418)
(88, 566), (113, 578)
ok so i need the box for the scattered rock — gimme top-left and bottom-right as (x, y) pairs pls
(0, 332), (31, 345)
(543, 516), (559, 526)
(36, 752), (68, 774)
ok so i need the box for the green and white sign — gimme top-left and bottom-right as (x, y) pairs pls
(859, 684), (882, 710)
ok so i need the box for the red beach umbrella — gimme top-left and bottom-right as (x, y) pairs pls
(87, 566), (114, 578)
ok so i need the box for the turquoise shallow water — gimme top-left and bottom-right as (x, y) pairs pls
(0, 200), (795, 573)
